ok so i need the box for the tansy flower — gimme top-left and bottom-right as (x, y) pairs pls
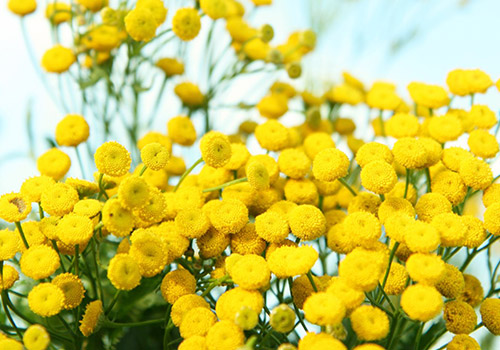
(404, 220), (440, 253)
(385, 113), (420, 138)
(20, 176), (56, 203)
(46, 2), (71, 25)
(20, 245), (60, 280)
(350, 305), (389, 341)
(101, 198), (134, 237)
(161, 269), (196, 304)
(444, 300), (477, 334)
(171, 294), (210, 327)
(172, 8), (201, 41)
(406, 253), (445, 285)
(167, 116), (197, 146)
(458, 274), (484, 307)
(255, 120), (290, 152)
(326, 277), (364, 311)
(197, 226), (230, 258)
(0, 265), (19, 292)
(415, 192), (452, 223)
(483, 183), (500, 208)
(312, 148), (349, 182)
(178, 336), (207, 350)
(431, 212), (466, 247)
(94, 141), (131, 177)
(297, 332), (346, 350)
(200, 131), (232, 168)
(174, 82), (204, 107)
(208, 198), (248, 234)
(435, 263), (465, 299)
(338, 248), (386, 292)
(480, 298), (500, 335)
(407, 82), (450, 109)
(41, 45), (75, 73)
(107, 253), (142, 290)
(129, 232), (168, 277)
(255, 211), (289, 243)
(23, 324), (50, 350)
(52, 273), (85, 309)
(356, 142), (393, 168)
(41, 182), (79, 216)
(136, 0), (167, 26)
(124, 8), (157, 42)
(468, 129), (499, 159)
(303, 132), (336, 159)
(469, 104), (497, 129)
(246, 160), (270, 190)
(28, 283), (64, 317)
(0, 229), (19, 260)
(461, 215), (487, 248)
(215, 287), (263, 321)
(447, 335), (480, 350)
(206, 321), (244, 350)
(303, 292), (345, 326)
(267, 245), (318, 278)
(431, 170), (467, 205)
(257, 93), (289, 119)
(79, 300), (103, 337)
(401, 284), (443, 322)
(224, 144), (250, 171)
(77, 0), (108, 12)
(278, 148), (311, 179)
(230, 223), (266, 255)
(360, 160), (397, 194)
(66, 178), (99, 198)
(37, 148), (71, 180)
(8, 0), (37, 16)
(156, 57), (185, 77)
(175, 208), (210, 239)
(343, 211), (381, 247)
(288, 205), (326, 241)
(229, 254), (270, 290)
(56, 214), (93, 246)
(118, 176), (151, 209)
(380, 262), (408, 295)
(442, 147), (474, 172)
(459, 157), (493, 190)
(180, 307), (217, 338)
(234, 305), (259, 330)
(55, 114), (89, 147)
(484, 202), (500, 235)
(284, 179), (318, 205)
(392, 137), (427, 169)
(140, 142), (170, 170)
(0, 192), (31, 223)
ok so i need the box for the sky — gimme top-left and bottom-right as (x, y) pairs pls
(1, 1), (500, 346)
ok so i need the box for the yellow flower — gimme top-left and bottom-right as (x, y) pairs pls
(431, 212), (466, 247)
(312, 148), (349, 182)
(326, 277), (364, 311)
(447, 68), (493, 96)
(298, 332), (347, 350)
(255, 120), (290, 152)
(392, 137), (427, 169)
(0, 229), (19, 260)
(107, 253), (142, 290)
(386, 113), (420, 138)
(66, 178), (100, 198)
(208, 198), (248, 235)
(20, 245), (60, 280)
(447, 335), (480, 350)
(161, 269), (196, 304)
(246, 160), (270, 190)
(140, 142), (170, 171)
(37, 148), (71, 180)
(360, 160), (397, 194)
(23, 324), (50, 350)
(175, 208), (210, 239)
(407, 82), (450, 109)
(215, 286), (263, 321)
(94, 141), (131, 177)
(484, 202), (500, 235)
(431, 170), (467, 205)
(129, 231), (167, 277)
(444, 300), (477, 334)
(303, 132), (336, 159)
(327, 84), (364, 106)
(179, 336), (207, 350)
(8, 0), (37, 16)
(57, 214), (94, 246)
(0, 192), (31, 223)
(435, 263), (465, 299)
(79, 300), (103, 337)
(124, 8), (158, 42)
(156, 57), (185, 77)
(288, 205), (326, 241)
(101, 198), (134, 237)
(0, 265), (19, 292)
(52, 273), (85, 310)
(20, 176), (56, 203)
(174, 82), (205, 107)
(469, 104), (497, 129)
(480, 298), (500, 335)
(458, 274), (484, 307)
(401, 284), (443, 322)
(28, 283), (64, 317)
(461, 215), (487, 248)
(350, 305), (389, 341)
(284, 179), (318, 205)
(255, 211), (289, 243)
(136, 0), (167, 26)
(343, 211), (381, 247)
(55, 114), (90, 146)
(230, 254), (270, 290)
(41, 45), (75, 73)
(81, 25), (121, 52)
(206, 321), (244, 350)
(483, 183), (500, 208)
(459, 157), (493, 191)
(404, 220), (440, 253)
(180, 307), (217, 338)
(172, 8), (201, 41)
(267, 245), (318, 278)
(381, 262), (408, 295)
(278, 148), (311, 179)
(467, 129), (499, 159)
(200, 131), (232, 168)
(270, 304), (296, 333)
(171, 294), (210, 327)
(257, 93), (289, 119)
(338, 248), (386, 292)
(415, 192), (452, 223)
(41, 183), (79, 216)
(46, 3), (71, 25)
(230, 223), (266, 255)
(303, 292), (345, 326)
(406, 253), (445, 285)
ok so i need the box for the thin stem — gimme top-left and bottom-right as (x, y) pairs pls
(425, 168), (432, 193)
(202, 177), (248, 193)
(38, 202), (45, 219)
(338, 178), (357, 196)
(73, 244), (79, 276)
(15, 222), (29, 249)
(404, 169), (411, 199)
(139, 164), (147, 176)
(306, 271), (318, 293)
(75, 146), (86, 179)
(415, 322), (424, 350)
(57, 314), (76, 338)
(98, 173), (109, 200)
(380, 194), (385, 202)
(287, 278), (308, 332)
(51, 240), (66, 272)
(1, 292), (23, 339)
(105, 290), (121, 314)
(104, 318), (165, 328)
(201, 275), (230, 297)
(174, 157), (203, 192)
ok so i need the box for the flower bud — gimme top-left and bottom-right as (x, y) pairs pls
(270, 304), (296, 333)
(299, 29), (316, 50)
(235, 306), (259, 330)
(267, 49), (284, 65)
(306, 107), (321, 129)
(260, 24), (274, 43)
(287, 62), (302, 79)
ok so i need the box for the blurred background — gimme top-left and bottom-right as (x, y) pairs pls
(1, 1), (499, 347)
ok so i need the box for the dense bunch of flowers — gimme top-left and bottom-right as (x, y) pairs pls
(2, 0), (500, 350)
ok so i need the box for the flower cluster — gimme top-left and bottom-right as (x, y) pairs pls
(2, 0), (500, 350)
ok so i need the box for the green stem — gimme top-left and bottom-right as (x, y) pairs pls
(75, 146), (86, 179)
(139, 164), (147, 176)
(425, 168), (432, 193)
(338, 177), (357, 196)
(174, 157), (203, 192)
(404, 169), (411, 199)
(415, 322), (424, 350)
(38, 202), (45, 219)
(15, 222), (29, 249)
(57, 314), (76, 338)
(103, 318), (164, 328)
(51, 240), (66, 272)
(306, 271), (318, 292)
(287, 278), (308, 332)
(98, 173), (109, 200)
(1, 291), (23, 339)
(91, 237), (104, 304)
(202, 177), (247, 193)
(201, 275), (230, 297)
(380, 194), (385, 201)
(105, 290), (121, 314)
(378, 109), (386, 137)
(73, 244), (79, 276)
